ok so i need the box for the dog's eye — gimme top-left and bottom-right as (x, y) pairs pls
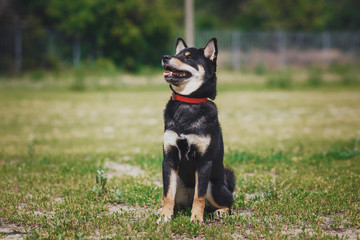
(184, 55), (193, 61)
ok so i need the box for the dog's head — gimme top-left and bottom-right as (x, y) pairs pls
(162, 38), (218, 100)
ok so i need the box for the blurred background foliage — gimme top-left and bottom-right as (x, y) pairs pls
(1, 0), (182, 71)
(0, 0), (359, 73)
(196, 0), (360, 30)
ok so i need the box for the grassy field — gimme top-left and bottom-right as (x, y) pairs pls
(0, 71), (360, 239)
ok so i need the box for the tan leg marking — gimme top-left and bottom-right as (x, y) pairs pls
(191, 172), (205, 222)
(161, 169), (177, 220)
(191, 196), (205, 222)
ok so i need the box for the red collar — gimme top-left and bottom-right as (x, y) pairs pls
(171, 93), (208, 103)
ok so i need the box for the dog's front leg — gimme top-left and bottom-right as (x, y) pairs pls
(160, 158), (178, 221)
(160, 130), (180, 222)
(191, 162), (212, 222)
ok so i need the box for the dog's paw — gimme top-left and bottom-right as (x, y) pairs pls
(156, 208), (173, 224)
(190, 214), (204, 223)
(214, 208), (230, 220)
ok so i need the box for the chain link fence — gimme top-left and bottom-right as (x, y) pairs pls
(196, 30), (360, 70)
(1, 27), (360, 73)
(0, 26), (94, 73)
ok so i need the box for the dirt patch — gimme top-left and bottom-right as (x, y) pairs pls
(281, 228), (315, 238)
(172, 234), (206, 240)
(106, 203), (152, 225)
(106, 203), (153, 217)
(1, 234), (24, 240)
(107, 203), (140, 214)
(17, 201), (55, 218)
(325, 229), (360, 240)
(0, 220), (26, 240)
(105, 162), (144, 178)
(281, 227), (360, 239)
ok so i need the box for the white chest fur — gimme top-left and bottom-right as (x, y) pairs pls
(163, 130), (211, 160)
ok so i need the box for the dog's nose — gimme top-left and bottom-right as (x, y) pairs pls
(162, 55), (172, 63)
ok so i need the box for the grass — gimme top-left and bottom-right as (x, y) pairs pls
(0, 71), (360, 239)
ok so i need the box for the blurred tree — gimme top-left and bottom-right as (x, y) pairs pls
(1, 0), (181, 71)
(47, 0), (180, 71)
(0, 0), (19, 25)
(327, 0), (360, 30)
(0, 0), (55, 71)
(195, 0), (359, 31)
(195, 0), (243, 29)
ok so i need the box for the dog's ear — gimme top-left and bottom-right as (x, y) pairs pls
(204, 38), (218, 62)
(175, 38), (188, 55)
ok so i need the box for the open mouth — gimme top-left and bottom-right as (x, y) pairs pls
(163, 65), (191, 83)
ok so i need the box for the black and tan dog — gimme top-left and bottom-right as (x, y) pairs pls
(159, 38), (235, 222)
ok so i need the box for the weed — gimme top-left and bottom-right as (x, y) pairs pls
(92, 169), (108, 196)
(89, 169), (127, 203)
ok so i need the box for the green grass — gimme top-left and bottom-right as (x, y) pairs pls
(0, 72), (360, 239)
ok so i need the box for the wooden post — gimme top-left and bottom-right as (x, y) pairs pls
(185, 0), (194, 46)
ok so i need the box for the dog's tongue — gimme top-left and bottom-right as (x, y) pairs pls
(164, 72), (183, 77)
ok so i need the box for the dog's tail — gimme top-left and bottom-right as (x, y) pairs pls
(224, 167), (236, 193)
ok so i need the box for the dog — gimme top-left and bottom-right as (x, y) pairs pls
(159, 38), (235, 222)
